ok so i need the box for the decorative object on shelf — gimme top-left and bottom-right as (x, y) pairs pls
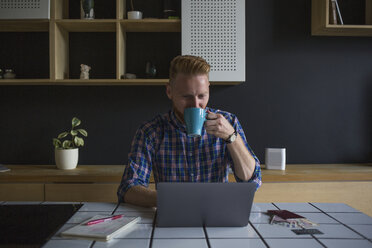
(163, 0), (179, 19)
(3, 69), (16, 79)
(121, 73), (137, 79)
(265, 148), (286, 170)
(53, 117), (88, 170)
(81, 0), (95, 19)
(0, 69), (3, 79)
(127, 0), (143, 19)
(145, 62), (157, 78)
(80, 64), (91, 79)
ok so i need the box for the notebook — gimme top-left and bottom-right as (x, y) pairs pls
(61, 215), (141, 241)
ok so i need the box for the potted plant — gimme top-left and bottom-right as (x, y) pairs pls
(127, 0), (143, 19)
(53, 117), (88, 170)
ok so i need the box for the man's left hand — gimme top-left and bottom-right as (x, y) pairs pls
(204, 111), (235, 140)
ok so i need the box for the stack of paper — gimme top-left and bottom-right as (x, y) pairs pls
(266, 210), (317, 228)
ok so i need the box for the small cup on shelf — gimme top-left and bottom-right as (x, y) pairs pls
(127, 11), (143, 20)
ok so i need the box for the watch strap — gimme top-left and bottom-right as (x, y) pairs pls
(225, 129), (237, 144)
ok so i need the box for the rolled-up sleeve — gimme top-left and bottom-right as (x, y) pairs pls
(117, 125), (155, 203)
(226, 114), (262, 190)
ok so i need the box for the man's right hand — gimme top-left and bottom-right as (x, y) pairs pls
(124, 185), (157, 208)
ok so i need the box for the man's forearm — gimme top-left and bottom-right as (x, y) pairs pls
(124, 185), (157, 208)
(227, 134), (256, 181)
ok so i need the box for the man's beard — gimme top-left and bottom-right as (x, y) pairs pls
(173, 106), (185, 123)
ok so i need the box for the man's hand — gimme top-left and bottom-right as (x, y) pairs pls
(204, 110), (235, 140)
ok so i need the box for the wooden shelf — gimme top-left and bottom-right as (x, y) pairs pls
(54, 79), (169, 85)
(0, 79), (51, 85)
(121, 19), (181, 32)
(0, 79), (240, 86)
(55, 20), (117, 32)
(2, 164), (371, 183)
(312, 0), (372, 36)
(0, 20), (49, 32)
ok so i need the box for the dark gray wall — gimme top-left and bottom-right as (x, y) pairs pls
(0, 0), (371, 165)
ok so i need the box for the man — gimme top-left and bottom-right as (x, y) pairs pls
(117, 55), (261, 207)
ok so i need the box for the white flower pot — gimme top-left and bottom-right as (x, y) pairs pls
(127, 11), (143, 19)
(55, 148), (79, 170)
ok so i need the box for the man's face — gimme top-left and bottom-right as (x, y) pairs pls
(166, 73), (210, 121)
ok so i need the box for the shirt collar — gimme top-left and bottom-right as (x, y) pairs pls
(170, 109), (186, 132)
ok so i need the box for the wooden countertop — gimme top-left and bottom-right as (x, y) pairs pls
(0, 164), (371, 183)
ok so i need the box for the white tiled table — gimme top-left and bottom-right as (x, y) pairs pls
(3, 202), (371, 248)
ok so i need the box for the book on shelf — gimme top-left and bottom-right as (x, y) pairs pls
(334, 0), (344, 25)
(329, 0), (344, 25)
(330, 0), (338, 24)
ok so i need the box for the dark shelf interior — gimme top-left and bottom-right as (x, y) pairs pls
(69, 0), (116, 19)
(0, 32), (49, 79)
(125, 32), (181, 79)
(69, 32), (116, 79)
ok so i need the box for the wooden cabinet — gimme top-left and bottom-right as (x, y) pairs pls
(0, 165), (125, 202)
(312, 0), (372, 36)
(1, 164), (371, 216)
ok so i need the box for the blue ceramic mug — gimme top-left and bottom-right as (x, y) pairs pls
(184, 108), (206, 137)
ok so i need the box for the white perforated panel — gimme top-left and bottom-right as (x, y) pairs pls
(0, 0), (49, 19)
(182, 0), (245, 82)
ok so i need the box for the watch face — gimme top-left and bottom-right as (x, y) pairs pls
(231, 133), (237, 142)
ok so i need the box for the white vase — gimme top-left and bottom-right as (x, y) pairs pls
(55, 148), (79, 170)
(127, 11), (143, 19)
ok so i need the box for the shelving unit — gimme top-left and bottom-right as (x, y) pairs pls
(312, 0), (372, 36)
(0, 0), (231, 86)
(0, 0), (240, 85)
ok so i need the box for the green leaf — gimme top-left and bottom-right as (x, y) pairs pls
(57, 132), (69, 139)
(70, 130), (78, 136)
(62, 140), (72, 149)
(74, 136), (84, 147)
(77, 129), (88, 137)
(72, 117), (81, 128)
(53, 138), (61, 148)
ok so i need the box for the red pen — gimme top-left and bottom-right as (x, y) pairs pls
(86, 214), (124, 225)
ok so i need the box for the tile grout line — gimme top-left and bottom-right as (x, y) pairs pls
(273, 202), (327, 246)
(249, 221), (271, 248)
(308, 203), (371, 242)
(202, 225), (212, 248)
(89, 241), (96, 248)
(149, 210), (157, 248)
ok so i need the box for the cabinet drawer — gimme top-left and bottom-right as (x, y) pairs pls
(45, 183), (120, 202)
(0, 183), (44, 201)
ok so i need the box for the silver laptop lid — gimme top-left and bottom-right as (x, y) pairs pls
(156, 182), (256, 227)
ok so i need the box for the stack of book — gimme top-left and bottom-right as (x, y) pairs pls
(267, 210), (318, 228)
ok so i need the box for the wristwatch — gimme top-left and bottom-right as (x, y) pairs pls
(225, 130), (237, 144)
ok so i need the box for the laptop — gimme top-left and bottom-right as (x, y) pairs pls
(156, 182), (256, 227)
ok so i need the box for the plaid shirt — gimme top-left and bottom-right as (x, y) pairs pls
(117, 108), (262, 202)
